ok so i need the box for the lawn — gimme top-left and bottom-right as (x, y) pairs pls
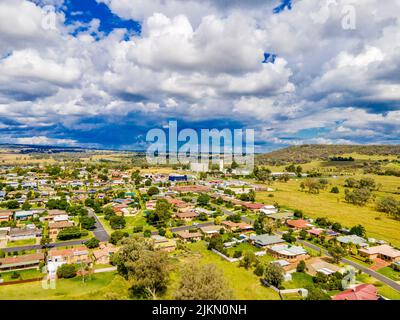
(99, 213), (156, 236)
(226, 242), (260, 256)
(282, 272), (314, 290)
(0, 268), (44, 282)
(256, 173), (400, 246)
(0, 271), (126, 300)
(377, 267), (400, 282)
(166, 241), (280, 300)
(7, 239), (36, 247)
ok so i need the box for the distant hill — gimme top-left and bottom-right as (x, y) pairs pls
(256, 145), (400, 165)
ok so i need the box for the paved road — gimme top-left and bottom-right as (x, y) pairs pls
(299, 240), (400, 292)
(87, 207), (109, 242)
(2, 239), (87, 253)
(2, 208), (109, 253)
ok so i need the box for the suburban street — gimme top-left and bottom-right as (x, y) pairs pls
(3, 208), (109, 253)
(299, 239), (400, 292)
(87, 207), (109, 242)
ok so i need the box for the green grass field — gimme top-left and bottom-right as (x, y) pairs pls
(377, 267), (400, 282)
(0, 268), (44, 282)
(99, 212), (156, 236)
(166, 241), (280, 300)
(0, 271), (125, 300)
(6, 239), (36, 247)
(282, 272), (314, 290)
(256, 173), (400, 246)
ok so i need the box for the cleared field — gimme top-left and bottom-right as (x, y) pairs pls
(166, 241), (280, 300)
(0, 272), (123, 300)
(257, 174), (400, 246)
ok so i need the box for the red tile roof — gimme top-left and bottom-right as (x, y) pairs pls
(286, 219), (309, 229)
(333, 284), (379, 301)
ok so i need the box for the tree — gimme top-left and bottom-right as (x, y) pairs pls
(305, 286), (331, 300)
(57, 226), (85, 240)
(109, 230), (129, 245)
(112, 236), (169, 299)
(282, 230), (296, 243)
(331, 222), (342, 232)
(174, 264), (234, 300)
(109, 215), (126, 230)
(253, 166), (271, 182)
(57, 264), (77, 278)
(4, 200), (20, 209)
(239, 251), (257, 269)
(344, 188), (371, 206)
(330, 186), (340, 194)
(328, 245), (346, 264)
(350, 224), (366, 237)
(147, 186), (160, 197)
(376, 197), (400, 220)
(79, 216), (96, 230)
(296, 260), (307, 273)
(264, 262), (284, 288)
(197, 193), (210, 206)
(299, 229), (308, 240)
(197, 212), (208, 221)
(21, 201), (32, 210)
(85, 237), (100, 249)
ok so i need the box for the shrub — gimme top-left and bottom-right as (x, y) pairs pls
(57, 264), (77, 279)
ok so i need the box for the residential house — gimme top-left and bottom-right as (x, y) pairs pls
(221, 221), (253, 233)
(0, 210), (13, 222)
(48, 221), (74, 241)
(336, 235), (368, 247)
(175, 211), (199, 222)
(9, 228), (41, 241)
(359, 245), (400, 263)
(0, 253), (45, 272)
(175, 230), (202, 242)
(14, 210), (37, 220)
(267, 244), (309, 262)
(260, 205), (278, 215)
(249, 234), (285, 249)
(286, 219), (312, 230)
(92, 243), (118, 264)
(199, 225), (223, 237)
(241, 202), (265, 211)
(48, 246), (90, 267)
(332, 284), (379, 301)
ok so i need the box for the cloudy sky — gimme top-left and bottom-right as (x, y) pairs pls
(0, 0), (399, 151)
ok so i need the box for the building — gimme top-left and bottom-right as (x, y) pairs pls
(221, 220), (253, 232)
(48, 246), (90, 268)
(168, 174), (188, 182)
(286, 219), (311, 230)
(0, 210), (13, 222)
(0, 253), (45, 272)
(359, 245), (400, 262)
(241, 202), (265, 211)
(260, 205), (278, 215)
(14, 210), (37, 220)
(332, 284), (379, 301)
(48, 221), (74, 241)
(175, 230), (202, 242)
(336, 235), (368, 247)
(190, 162), (209, 173)
(174, 211), (198, 222)
(199, 225), (222, 237)
(92, 243), (118, 264)
(9, 228), (41, 241)
(267, 244), (308, 262)
(249, 234), (285, 249)
(170, 185), (210, 193)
